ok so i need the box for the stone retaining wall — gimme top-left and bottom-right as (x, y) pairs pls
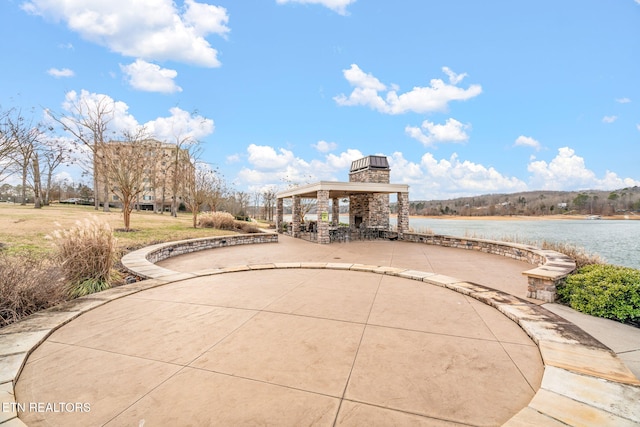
(120, 233), (278, 280)
(402, 232), (576, 302)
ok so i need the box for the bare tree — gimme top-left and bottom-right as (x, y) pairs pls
(203, 170), (227, 213)
(164, 124), (203, 217)
(0, 107), (19, 184)
(38, 137), (73, 205)
(262, 187), (277, 221)
(47, 93), (115, 211)
(183, 163), (225, 228)
(235, 191), (249, 219)
(147, 148), (171, 213)
(4, 109), (42, 205)
(101, 129), (156, 231)
(282, 175), (316, 224)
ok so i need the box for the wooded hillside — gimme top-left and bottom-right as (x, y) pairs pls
(396, 186), (640, 217)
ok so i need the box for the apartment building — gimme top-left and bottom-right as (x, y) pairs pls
(95, 139), (193, 212)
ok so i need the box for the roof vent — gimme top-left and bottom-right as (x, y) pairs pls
(350, 156), (389, 173)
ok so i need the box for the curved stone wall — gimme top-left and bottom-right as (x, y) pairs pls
(121, 232), (278, 279)
(402, 233), (576, 302)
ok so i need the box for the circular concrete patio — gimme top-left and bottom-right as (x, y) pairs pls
(15, 267), (541, 426)
(9, 236), (640, 426)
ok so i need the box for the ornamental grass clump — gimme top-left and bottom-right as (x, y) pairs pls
(0, 254), (65, 327)
(234, 220), (261, 233)
(48, 216), (117, 298)
(540, 241), (604, 269)
(558, 264), (640, 325)
(198, 211), (235, 230)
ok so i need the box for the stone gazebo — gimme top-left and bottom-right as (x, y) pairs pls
(276, 156), (410, 244)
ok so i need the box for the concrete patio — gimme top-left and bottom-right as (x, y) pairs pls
(3, 235), (640, 426)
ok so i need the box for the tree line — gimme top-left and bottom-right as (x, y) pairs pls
(397, 188), (640, 217)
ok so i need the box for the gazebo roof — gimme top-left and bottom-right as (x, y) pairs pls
(276, 181), (409, 199)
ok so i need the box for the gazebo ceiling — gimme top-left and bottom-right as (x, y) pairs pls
(276, 181), (409, 199)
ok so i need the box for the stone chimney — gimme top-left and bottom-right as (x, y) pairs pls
(349, 155), (390, 184)
(348, 156), (390, 229)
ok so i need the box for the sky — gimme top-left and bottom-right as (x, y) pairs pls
(1, 0), (639, 201)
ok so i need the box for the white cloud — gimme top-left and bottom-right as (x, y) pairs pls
(47, 67), (74, 78)
(616, 97), (631, 103)
(237, 146), (527, 200)
(442, 66), (467, 84)
(58, 89), (140, 135)
(226, 154), (241, 163)
(247, 144), (297, 170)
(120, 59), (182, 93)
(56, 90), (214, 143)
(388, 152), (526, 200)
(335, 65), (482, 115)
(514, 135), (541, 151)
(637, 124), (640, 132)
(313, 140), (337, 152)
(324, 148), (363, 170)
(183, 0), (230, 37)
(145, 107), (215, 143)
(235, 145), (365, 192)
(602, 115), (618, 123)
(527, 147), (640, 190)
(405, 118), (470, 146)
(53, 171), (74, 185)
(22, 0), (229, 67)
(237, 145), (312, 191)
(234, 144), (640, 200)
(275, 0), (356, 15)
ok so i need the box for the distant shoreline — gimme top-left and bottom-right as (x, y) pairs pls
(404, 214), (640, 222)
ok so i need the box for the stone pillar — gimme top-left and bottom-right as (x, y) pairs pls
(332, 198), (339, 226)
(397, 192), (409, 238)
(317, 190), (330, 244)
(367, 193), (391, 229)
(292, 196), (301, 238)
(276, 198), (284, 233)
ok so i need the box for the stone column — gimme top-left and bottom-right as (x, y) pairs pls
(332, 198), (339, 226)
(292, 196), (301, 238)
(276, 198), (284, 233)
(365, 194), (374, 228)
(317, 190), (330, 244)
(397, 192), (409, 238)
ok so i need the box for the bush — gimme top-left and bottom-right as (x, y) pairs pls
(0, 254), (66, 327)
(47, 216), (116, 298)
(557, 264), (640, 324)
(198, 211), (235, 230)
(234, 220), (261, 233)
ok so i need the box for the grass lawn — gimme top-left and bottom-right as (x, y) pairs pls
(0, 203), (235, 257)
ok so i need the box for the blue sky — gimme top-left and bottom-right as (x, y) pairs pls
(2, 0), (639, 200)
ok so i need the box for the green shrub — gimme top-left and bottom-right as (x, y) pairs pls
(47, 216), (116, 298)
(557, 264), (640, 324)
(198, 211), (235, 230)
(0, 254), (66, 327)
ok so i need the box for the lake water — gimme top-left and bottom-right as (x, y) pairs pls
(399, 217), (640, 270)
(287, 214), (639, 269)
